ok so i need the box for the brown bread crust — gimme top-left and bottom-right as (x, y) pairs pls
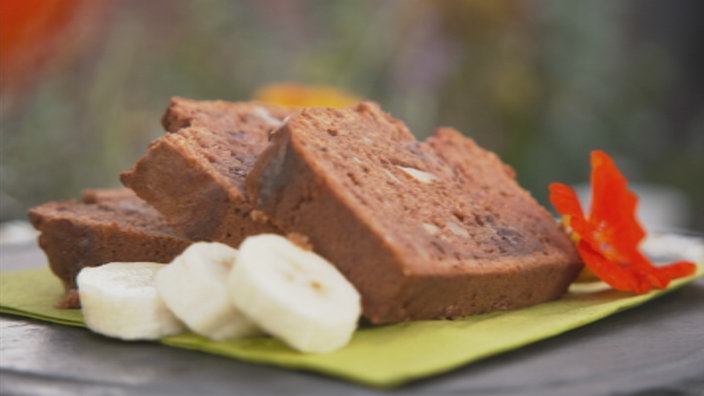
(161, 96), (290, 134)
(121, 98), (291, 245)
(247, 102), (582, 324)
(28, 188), (191, 308)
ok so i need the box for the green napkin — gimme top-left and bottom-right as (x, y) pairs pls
(1, 266), (702, 388)
(0, 267), (84, 326)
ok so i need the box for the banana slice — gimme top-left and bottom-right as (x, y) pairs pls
(229, 234), (361, 353)
(77, 262), (185, 340)
(155, 242), (260, 340)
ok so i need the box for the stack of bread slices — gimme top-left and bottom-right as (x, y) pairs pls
(29, 97), (582, 325)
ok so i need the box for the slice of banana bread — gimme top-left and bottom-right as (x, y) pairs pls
(246, 102), (582, 324)
(28, 188), (191, 308)
(120, 98), (291, 245)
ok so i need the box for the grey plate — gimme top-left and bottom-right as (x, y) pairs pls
(1, 240), (703, 396)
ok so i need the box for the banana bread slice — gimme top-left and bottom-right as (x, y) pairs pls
(121, 98), (291, 245)
(246, 102), (582, 324)
(28, 188), (191, 308)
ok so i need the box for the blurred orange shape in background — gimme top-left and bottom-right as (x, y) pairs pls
(254, 82), (361, 109)
(0, 0), (107, 94)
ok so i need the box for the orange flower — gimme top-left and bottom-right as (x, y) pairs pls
(253, 83), (360, 108)
(550, 151), (697, 294)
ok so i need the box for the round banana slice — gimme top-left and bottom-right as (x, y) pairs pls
(229, 234), (361, 353)
(155, 242), (260, 340)
(77, 262), (185, 340)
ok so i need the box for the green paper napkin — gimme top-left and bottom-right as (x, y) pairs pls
(0, 267), (84, 326)
(1, 266), (702, 388)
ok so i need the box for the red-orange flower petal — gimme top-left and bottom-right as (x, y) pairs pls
(549, 183), (584, 220)
(656, 260), (698, 281)
(548, 183), (591, 238)
(589, 150), (645, 254)
(576, 240), (639, 292)
(549, 150), (698, 294)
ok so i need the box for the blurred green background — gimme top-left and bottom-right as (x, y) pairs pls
(1, 0), (703, 231)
